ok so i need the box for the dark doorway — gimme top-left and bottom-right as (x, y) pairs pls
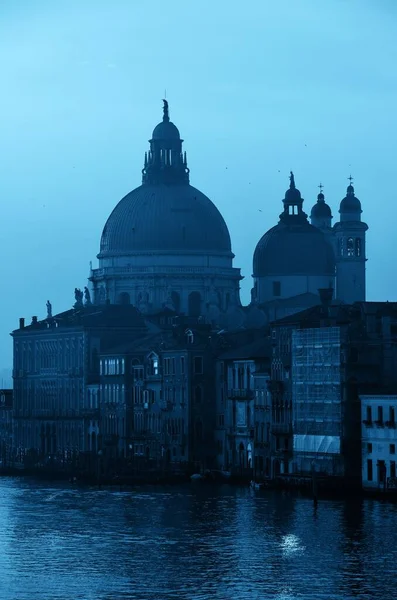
(118, 292), (131, 305)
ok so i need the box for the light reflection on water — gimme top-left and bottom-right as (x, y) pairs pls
(0, 478), (396, 599)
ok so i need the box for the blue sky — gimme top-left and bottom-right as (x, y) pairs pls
(0, 0), (396, 366)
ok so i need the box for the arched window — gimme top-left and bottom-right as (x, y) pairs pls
(355, 238), (361, 257)
(147, 352), (159, 376)
(188, 292), (201, 317)
(347, 238), (354, 256)
(185, 329), (194, 344)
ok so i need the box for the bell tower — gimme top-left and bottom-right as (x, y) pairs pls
(333, 177), (368, 303)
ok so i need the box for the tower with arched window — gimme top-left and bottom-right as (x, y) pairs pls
(333, 181), (368, 303)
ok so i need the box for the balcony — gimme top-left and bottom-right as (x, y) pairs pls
(385, 421), (396, 428)
(228, 388), (254, 399)
(146, 372), (162, 382)
(362, 420), (372, 427)
(374, 420), (384, 427)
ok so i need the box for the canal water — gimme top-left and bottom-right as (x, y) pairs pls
(0, 479), (396, 600)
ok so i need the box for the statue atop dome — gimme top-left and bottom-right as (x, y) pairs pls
(162, 99), (169, 122)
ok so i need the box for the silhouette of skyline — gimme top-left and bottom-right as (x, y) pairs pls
(1, 0), (396, 366)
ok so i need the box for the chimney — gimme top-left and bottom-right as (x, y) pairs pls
(31, 316), (38, 325)
(19, 318), (25, 329)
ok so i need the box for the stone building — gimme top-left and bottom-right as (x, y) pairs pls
(269, 298), (397, 486)
(0, 389), (13, 465)
(98, 316), (217, 470)
(215, 337), (271, 476)
(360, 395), (397, 491)
(11, 303), (146, 464)
(252, 173), (368, 308)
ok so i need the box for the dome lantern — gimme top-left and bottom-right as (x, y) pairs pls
(142, 100), (189, 185)
(310, 183), (333, 229)
(280, 171), (307, 223)
(339, 175), (362, 222)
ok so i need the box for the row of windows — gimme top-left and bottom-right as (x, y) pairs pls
(365, 406), (395, 424)
(367, 443), (395, 455)
(163, 355), (203, 376)
(100, 358), (125, 376)
(15, 338), (84, 372)
(367, 459), (396, 482)
(228, 363), (254, 390)
(102, 384), (126, 404)
(100, 354), (203, 378)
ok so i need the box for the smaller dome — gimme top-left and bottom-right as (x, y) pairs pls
(253, 222), (335, 277)
(311, 192), (332, 219)
(340, 184), (362, 214)
(151, 120), (181, 141)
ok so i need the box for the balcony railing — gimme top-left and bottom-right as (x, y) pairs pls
(362, 419), (372, 426)
(81, 408), (100, 418)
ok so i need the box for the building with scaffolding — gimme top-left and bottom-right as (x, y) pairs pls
(292, 326), (343, 476)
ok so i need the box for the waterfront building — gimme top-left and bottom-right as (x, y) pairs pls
(270, 299), (397, 486)
(0, 389), (13, 466)
(360, 395), (397, 491)
(215, 337), (271, 477)
(10, 101), (375, 477)
(98, 317), (217, 471)
(11, 303), (146, 465)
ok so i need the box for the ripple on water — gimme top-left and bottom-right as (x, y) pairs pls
(0, 479), (395, 600)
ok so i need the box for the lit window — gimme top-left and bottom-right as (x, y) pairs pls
(185, 329), (194, 344)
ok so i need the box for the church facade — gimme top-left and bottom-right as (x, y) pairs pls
(252, 173), (368, 308)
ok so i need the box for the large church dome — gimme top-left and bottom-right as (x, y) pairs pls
(90, 101), (242, 315)
(99, 100), (232, 258)
(99, 183), (232, 257)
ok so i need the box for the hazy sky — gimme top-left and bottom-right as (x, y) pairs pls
(0, 0), (396, 367)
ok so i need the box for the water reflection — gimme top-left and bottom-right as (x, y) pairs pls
(0, 479), (395, 599)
